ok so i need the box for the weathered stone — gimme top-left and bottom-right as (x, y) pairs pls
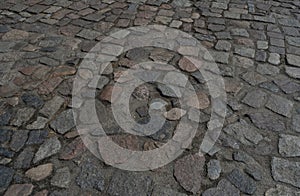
(242, 90), (268, 108)
(50, 110), (75, 134)
(279, 134), (300, 157)
(287, 54), (300, 67)
(2, 29), (29, 40)
(76, 161), (105, 191)
(232, 56), (254, 68)
(256, 63), (280, 76)
(266, 94), (293, 117)
(224, 120), (263, 145)
(152, 186), (187, 196)
(202, 179), (240, 196)
(107, 171), (153, 196)
(132, 85), (149, 101)
(0, 166), (14, 192)
(242, 71), (267, 86)
(272, 157), (300, 188)
(286, 66), (300, 79)
(286, 36), (300, 47)
(255, 50), (267, 62)
(208, 51), (230, 64)
(245, 165), (262, 181)
(13, 147), (34, 169)
(26, 116), (48, 130)
(59, 137), (86, 160)
(174, 154), (205, 194)
(207, 159), (221, 180)
(234, 47), (255, 58)
(51, 167), (71, 188)
(257, 41), (268, 50)
(265, 185), (300, 196)
(34, 137), (61, 163)
(25, 163), (53, 181)
(292, 114), (300, 132)
(186, 92), (210, 110)
(157, 84), (182, 98)
(248, 111), (285, 132)
(268, 53), (280, 65)
(4, 184), (34, 196)
(230, 28), (249, 37)
(11, 108), (35, 127)
(21, 93), (44, 109)
(215, 40), (231, 51)
(40, 96), (64, 118)
(178, 57), (198, 72)
(27, 130), (48, 145)
(76, 29), (101, 40)
(227, 169), (257, 195)
(99, 85), (122, 103)
(10, 130), (29, 152)
(274, 76), (300, 94)
(164, 108), (186, 121)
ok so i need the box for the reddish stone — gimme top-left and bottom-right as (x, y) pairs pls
(178, 57), (200, 72)
(51, 65), (76, 77)
(186, 92), (210, 109)
(4, 184), (34, 196)
(174, 154), (205, 194)
(111, 135), (142, 151)
(139, 5), (158, 12)
(134, 18), (150, 26)
(116, 19), (130, 27)
(59, 137), (86, 160)
(137, 11), (156, 19)
(13, 75), (28, 86)
(59, 25), (81, 36)
(99, 85), (122, 103)
(18, 66), (39, 76)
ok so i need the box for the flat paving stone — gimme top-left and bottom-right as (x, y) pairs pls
(265, 94), (293, 117)
(50, 109), (75, 134)
(279, 134), (300, 157)
(33, 137), (61, 163)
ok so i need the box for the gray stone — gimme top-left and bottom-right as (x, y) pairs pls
(0, 129), (11, 144)
(76, 161), (105, 191)
(34, 137), (61, 163)
(256, 63), (280, 76)
(10, 130), (29, 152)
(202, 179), (240, 196)
(11, 107), (35, 127)
(286, 36), (300, 47)
(278, 18), (300, 27)
(272, 157), (300, 188)
(40, 96), (64, 118)
(107, 171), (153, 196)
(255, 50), (267, 62)
(253, 16), (275, 23)
(270, 38), (285, 47)
(292, 114), (300, 132)
(51, 167), (71, 188)
(0, 147), (14, 158)
(234, 47), (255, 58)
(13, 147), (34, 169)
(242, 90), (268, 108)
(230, 28), (249, 37)
(232, 56), (254, 68)
(274, 76), (300, 94)
(268, 53), (280, 65)
(245, 165), (262, 181)
(224, 120), (263, 145)
(208, 51), (230, 64)
(207, 159), (221, 180)
(265, 185), (300, 196)
(157, 84), (182, 98)
(76, 29), (101, 40)
(21, 93), (44, 109)
(286, 66), (300, 79)
(266, 94), (293, 117)
(257, 41), (268, 50)
(27, 130), (48, 145)
(50, 110), (75, 134)
(0, 166), (14, 192)
(227, 169), (257, 195)
(279, 134), (300, 157)
(152, 186), (187, 196)
(259, 82), (280, 93)
(287, 54), (300, 67)
(248, 111), (285, 132)
(26, 116), (48, 130)
(215, 40), (231, 51)
(242, 71), (267, 86)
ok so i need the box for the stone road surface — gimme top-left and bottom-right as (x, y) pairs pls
(0, 0), (300, 195)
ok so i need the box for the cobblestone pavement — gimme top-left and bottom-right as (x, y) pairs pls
(1, 0), (300, 195)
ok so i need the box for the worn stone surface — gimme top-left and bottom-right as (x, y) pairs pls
(50, 109), (75, 134)
(227, 169), (257, 195)
(272, 157), (300, 188)
(279, 134), (300, 157)
(4, 184), (34, 196)
(174, 154), (205, 194)
(202, 179), (240, 196)
(266, 94), (293, 117)
(0, 166), (14, 192)
(107, 171), (153, 196)
(33, 137), (61, 163)
(25, 163), (53, 181)
(51, 167), (71, 188)
(242, 90), (268, 108)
